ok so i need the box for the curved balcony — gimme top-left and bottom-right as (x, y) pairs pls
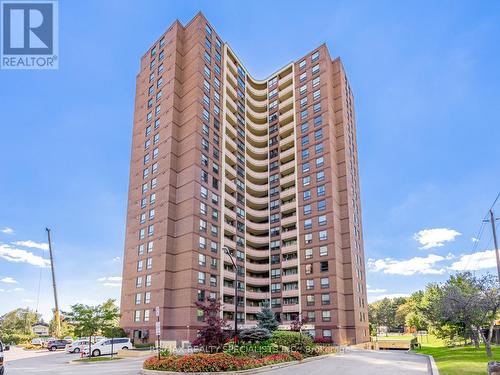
(245, 290), (269, 300)
(279, 108), (294, 125)
(224, 208), (236, 221)
(246, 220), (269, 235)
(278, 84), (293, 101)
(246, 276), (269, 287)
(246, 157), (268, 173)
(246, 180), (268, 196)
(226, 57), (238, 76)
(246, 132), (268, 148)
(280, 147), (295, 164)
(223, 269), (236, 280)
(282, 273), (299, 283)
(246, 247), (270, 260)
(279, 96), (294, 113)
(225, 163), (236, 179)
(246, 206), (269, 221)
(246, 232), (270, 247)
(246, 97), (267, 114)
(279, 172), (295, 188)
(246, 262), (270, 272)
(246, 305), (263, 314)
(279, 133), (294, 150)
(282, 258), (298, 268)
(225, 178), (236, 193)
(224, 193), (236, 207)
(246, 83), (267, 100)
(246, 105), (267, 123)
(281, 229), (297, 241)
(246, 116), (268, 136)
(282, 304), (300, 313)
(280, 187), (296, 201)
(279, 121), (294, 138)
(223, 238), (237, 250)
(280, 160), (295, 175)
(278, 70), (293, 90)
(224, 151), (237, 168)
(281, 243), (297, 254)
(282, 289), (299, 298)
(246, 167), (268, 184)
(224, 223), (236, 236)
(246, 194), (268, 210)
(281, 200), (296, 214)
(225, 136), (237, 153)
(223, 286), (235, 296)
(246, 141), (267, 160)
(226, 80), (237, 101)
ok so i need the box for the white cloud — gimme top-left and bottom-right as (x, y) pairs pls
(367, 288), (387, 294)
(0, 243), (51, 267)
(449, 249), (497, 271)
(98, 276), (122, 287)
(369, 293), (410, 302)
(23, 299), (35, 303)
(1, 277), (18, 284)
(471, 237), (479, 243)
(112, 257), (121, 262)
(12, 287), (24, 292)
(1, 227), (14, 234)
(413, 228), (461, 249)
(368, 254), (448, 275)
(13, 240), (49, 251)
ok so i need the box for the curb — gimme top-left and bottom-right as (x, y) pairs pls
(408, 352), (440, 375)
(140, 354), (335, 375)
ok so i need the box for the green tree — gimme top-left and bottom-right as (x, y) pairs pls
(256, 302), (279, 332)
(65, 299), (121, 356)
(0, 308), (40, 344)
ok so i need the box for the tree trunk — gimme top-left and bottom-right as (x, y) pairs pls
(471, 326), (480, 350)
(480, 328), (493, 358)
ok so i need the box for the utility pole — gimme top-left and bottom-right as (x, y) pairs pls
(46, 228), (61, 338)
(490, 210), (500, 284)
(223, 247), (238, 337)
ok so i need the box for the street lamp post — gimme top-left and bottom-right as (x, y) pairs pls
(223, 247), (238, 337)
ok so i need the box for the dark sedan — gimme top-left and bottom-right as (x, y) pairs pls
(47, 339), (70, 351)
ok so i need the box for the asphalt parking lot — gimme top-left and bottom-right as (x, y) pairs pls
(4, 346), (144, 375)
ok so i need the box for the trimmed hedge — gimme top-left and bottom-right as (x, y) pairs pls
(143, 352), (303, 372)
(269, 331), (314, 354)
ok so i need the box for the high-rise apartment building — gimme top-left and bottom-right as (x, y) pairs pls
(120, 12), (368, 345)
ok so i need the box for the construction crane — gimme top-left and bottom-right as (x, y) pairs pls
(46, 228), (61, 338)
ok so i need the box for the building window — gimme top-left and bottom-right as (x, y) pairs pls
(137, 260), (143, 272)
(319, 230), (328, 241)
(321, 293), (330, 305)
(303, 190), (311, 200)
(304, 233), (312, 244)
(145, 275), (152, 287)
(318, 200), (326, 211)
(322, 310), (331, 322)
(146, 258), (152, 269)
(145, 292), (151, 304)
(299, 60), (306, 69)
(136, 277), (142, 288)
(320, 277), (329, 289)
(306, 295), (315, 306)
(312, 76), (320, 87)
(304, 204), (312, 215)
(311, 51), (320, 62)
(305, 248), (313, 259)
(304, 219), (312, 230)
(303, 176), (311, 186)
(199, 236), (206, 249)
(198, 272), (206, 285)
(199, 253), (206, 266)
(318, 215), (327, 226)
(317, 171), (325, 182)
(134, 310), (141, 322)
(312, 64), (320, 75)
(135, 293), (141, 305)
(144, 309), (150, 322)
(300, 72), (307, 82)
(319, 246), (328, 256)
(306, 279), (314, 290)
(320, 261), (329, 272)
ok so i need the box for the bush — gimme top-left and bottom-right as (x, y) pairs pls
(224, 340), (278, 357)
(143, 352), (303, 372)
(313, 337), (333, 344)
(160, 348), (170, 357)
(238, 328), (271, 343)
(269, 331), (314, 354)
(313, 345), (337, 355)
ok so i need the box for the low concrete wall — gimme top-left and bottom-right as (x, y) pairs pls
(117, 349), (154, 358)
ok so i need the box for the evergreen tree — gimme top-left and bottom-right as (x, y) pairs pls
(256, 302), (279, 332)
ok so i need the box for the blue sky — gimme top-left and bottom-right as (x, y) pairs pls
(0, 0), (499, 321)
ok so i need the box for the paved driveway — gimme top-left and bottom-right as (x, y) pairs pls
(259, 350), (430, 375)
(4, 346), (144, 374)
(4, 347), (430, 374)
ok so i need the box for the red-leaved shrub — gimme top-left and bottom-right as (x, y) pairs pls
(143, 352), (303, 372)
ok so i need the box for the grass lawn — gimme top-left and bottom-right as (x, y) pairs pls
(412, 335), (500, 375)
(74, 356), (123, 363)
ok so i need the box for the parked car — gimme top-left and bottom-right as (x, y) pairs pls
(65, 339), (89, 354)
(84, 338), (133, 357)
(63, 336), (73, 343)
(31, 338), (43, 346)
(0, 341), (10, 375)
(47, 339), (71, 351)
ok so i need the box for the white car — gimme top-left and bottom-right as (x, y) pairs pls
(65, 339), (89, 354)
(85, 338), (133, 357)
